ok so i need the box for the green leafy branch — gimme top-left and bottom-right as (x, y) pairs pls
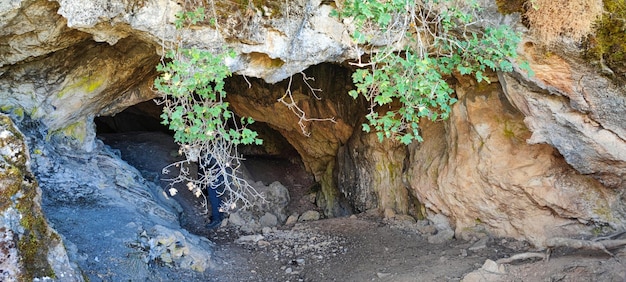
(154, 5), (263, 212)
(336, 0), (530, 144)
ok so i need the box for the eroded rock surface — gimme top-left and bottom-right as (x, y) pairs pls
(226, 64), (365, 217)
(408, 78), (625, 246)
(502, 41), (626, 189)
(1, 1), (626, 277)
(0, 114), (80, 281)
(20, 118), (218, 280)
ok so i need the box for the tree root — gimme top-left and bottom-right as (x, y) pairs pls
(497, 232), (626, 265)
(496, 252), (546, 264)
(544, 237), (626, 257)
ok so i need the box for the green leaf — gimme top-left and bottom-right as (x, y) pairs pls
(400, 133), (414, 145)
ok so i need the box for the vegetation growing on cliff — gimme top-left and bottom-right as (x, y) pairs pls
(0, 115), (57, 280)
(586, 0), (626, 75)
(334, 0), (529, 144)
(525, 0), (603, 43)
(154, 5), (264, 212)
(153, 0), (531, 210)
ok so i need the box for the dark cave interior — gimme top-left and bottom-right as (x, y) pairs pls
(94, 99), (319, 227)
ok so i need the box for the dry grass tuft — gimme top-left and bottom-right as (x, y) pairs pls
(525, 0), (604, 44)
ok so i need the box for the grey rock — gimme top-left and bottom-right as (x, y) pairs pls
(299, 210), (321, 222)
(260, 212), (279, 227)
(285, 214), (299, 225)
(481, 259), (507, 274)
(427, 214), (455, 244)
(468, 237), (489, 251)
(235, 234), (265, 244)
(228, 181), (290, 232)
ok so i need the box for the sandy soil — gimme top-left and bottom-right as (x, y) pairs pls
(100, 131), (626, 282)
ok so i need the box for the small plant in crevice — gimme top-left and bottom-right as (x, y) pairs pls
(153, 3), (264, 214)
(334, 0), (532, 144)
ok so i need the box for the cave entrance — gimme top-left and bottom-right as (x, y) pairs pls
(94, 100), (316, 234)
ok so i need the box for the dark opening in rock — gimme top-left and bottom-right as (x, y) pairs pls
(94, 98), (317, 234)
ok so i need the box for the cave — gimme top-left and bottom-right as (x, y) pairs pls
(3, 0), (626, 280)
(94, 93), (319, 234)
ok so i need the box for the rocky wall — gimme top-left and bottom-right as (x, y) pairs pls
(407, 76), (625, 246)
(0, 114), (80, 281)
(0, 0), (625, 251)
(226, 63), (365, 217)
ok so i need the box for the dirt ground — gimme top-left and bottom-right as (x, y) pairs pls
(100, 132), (626, 282)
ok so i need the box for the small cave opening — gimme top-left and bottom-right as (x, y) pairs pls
(94, 99), (316, 234)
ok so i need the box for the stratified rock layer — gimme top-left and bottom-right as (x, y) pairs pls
(408, 78), (624, 245)
(0, 114), (80, 281)
(0, 0), (625, 259)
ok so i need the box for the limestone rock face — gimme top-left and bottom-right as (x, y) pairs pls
(501, 42), (626, 189)
(226, 64), (365, 217)
(0, 114), (81, 281)
(51, 0), (354, 83)
(1, 0), (626, 253)
(0, 0), (90, 67)
(0, 37), (159, 151)
(407, 79), (625, 246)
(336, 127), (409, 215)
(25, 120), (218, 280)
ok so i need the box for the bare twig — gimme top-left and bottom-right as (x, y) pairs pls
(155, 0), (266, 215)
(277, 74), (336, 137)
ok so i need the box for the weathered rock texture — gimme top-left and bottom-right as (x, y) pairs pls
(408, 77), (625, 245)
(0, 0), (625, 275)
(25, 119), (217, 280)
(0, 114), (80, 281)
(337, 127), (410, 216)
(226, 64), (365, 217)
(502, 41), (626, 189)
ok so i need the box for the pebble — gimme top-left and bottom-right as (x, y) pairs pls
(235, 234), (264, 244)
(481, 259), (507, 274)
(285, 267), (293, 274)
(262, 227), (272, 234)
(257, 240), (271, 247)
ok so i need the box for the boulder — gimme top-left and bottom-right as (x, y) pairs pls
(228, 181), (290, 231)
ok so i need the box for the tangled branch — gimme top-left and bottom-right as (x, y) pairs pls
(154, 1), (265, 214)
(277, 72), (336, 137)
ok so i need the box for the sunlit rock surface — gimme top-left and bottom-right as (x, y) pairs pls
(408, 78), (625, 246)
(0, 1), (625, 277)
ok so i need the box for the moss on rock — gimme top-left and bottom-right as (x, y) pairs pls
(0, 114), (58, 280)
(585, 0), (626, 76)
(495, 0), (527, 14)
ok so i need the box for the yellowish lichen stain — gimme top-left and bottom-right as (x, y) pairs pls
(0, 105), (25, 119)
(57, 75), (105, 99)
(0, 115), (57, 280)
(52, 120), (88, 143)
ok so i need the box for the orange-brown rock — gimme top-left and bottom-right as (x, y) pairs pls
(408, 79), (623, 246)
(226, 64), (365, 216)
